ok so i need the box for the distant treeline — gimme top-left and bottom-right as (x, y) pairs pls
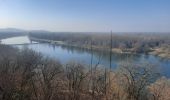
(0, 44), (170, 100)
(0, 32), (24, 39)
(29, 32), (170, 53)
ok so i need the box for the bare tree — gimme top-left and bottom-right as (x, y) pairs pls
(148, 77), (170, 100)
(66, 62), (88, 100)
(116, 62), (160, 100)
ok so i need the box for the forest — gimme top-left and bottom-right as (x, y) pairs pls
(29, 32), (170, 53)
(0, 44), (170, 100)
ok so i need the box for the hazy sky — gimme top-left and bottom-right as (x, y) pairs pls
(0, 0), (170, 32)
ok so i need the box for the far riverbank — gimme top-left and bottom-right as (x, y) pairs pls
(29, 36), (170, 59)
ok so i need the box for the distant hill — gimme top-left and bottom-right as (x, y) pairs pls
(0, 28), (27, 33)
(0, 28), (28, 39)
(0, 28), (53, 34)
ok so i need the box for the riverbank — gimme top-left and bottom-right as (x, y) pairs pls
(30, 37), (170, 59)
(29, 37), (132, 54)
(150, 47), (170, 59)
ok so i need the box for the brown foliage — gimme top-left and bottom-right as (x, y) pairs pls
(0, 45), (168, 100)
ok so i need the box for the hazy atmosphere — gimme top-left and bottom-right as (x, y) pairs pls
(0, 0), (170, 100)
(0, 0), (170, 32)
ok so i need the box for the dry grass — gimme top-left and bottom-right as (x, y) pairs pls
(150, 45), (170, 59)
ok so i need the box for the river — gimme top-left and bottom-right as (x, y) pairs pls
(1, 36), (170, 77)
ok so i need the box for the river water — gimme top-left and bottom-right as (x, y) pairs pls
(1, 36), (170, 77)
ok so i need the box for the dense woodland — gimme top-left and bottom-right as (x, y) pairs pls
(29, 32), (170, 53)
(0, 44), (170, 100)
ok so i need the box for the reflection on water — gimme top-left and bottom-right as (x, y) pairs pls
(1, 36), (170, 77)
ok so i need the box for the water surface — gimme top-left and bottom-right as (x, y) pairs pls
(1, 36), (170, 77)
